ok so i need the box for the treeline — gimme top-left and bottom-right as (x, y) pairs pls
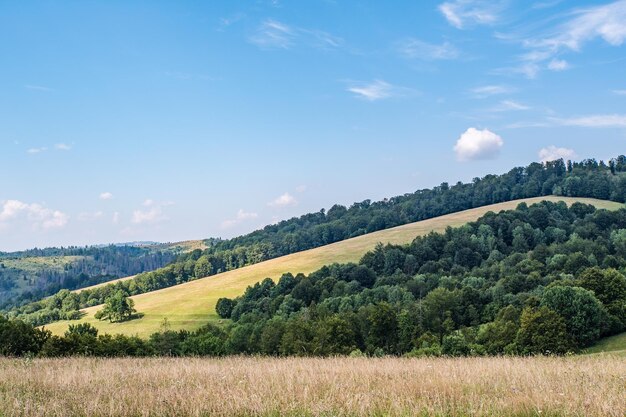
(7, 156), (626, 326)
(2, 202), (626, 357)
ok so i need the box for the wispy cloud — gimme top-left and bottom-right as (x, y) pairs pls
(268, 192), (297, 208)
(347, 80), (394, 101)
(539, 145), (577, 162)
(27, 147), (47, 154)
(0, 200), (68, 230)
(613, 89), (626, 95)
(25, 84), (53, 92)
(547, 59), (569, 71)
(131, 200), (173, 225)
(249, 19), (294, 49)
(491, 100), (531, 111)
(549, 114), (626, 128)
(470, 85), (515, 98)
(54, 143), (71, 151)
(249, 19), (342, 50)
(438, 0), (507, 29)
(221, 209), (258, 229)
(508, 113), (626, 129)
(397, 38), (459, 60)
(515, 0), (626, 77)
(99, 192), (114, 200)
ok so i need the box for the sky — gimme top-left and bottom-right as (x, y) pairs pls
(1, 0), (625, 251)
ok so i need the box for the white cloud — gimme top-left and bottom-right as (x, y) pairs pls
(550, 114), (626, 127)
(348, 80), (393, 101)
(268, 192), (297, 207)
(0, 200), (68, 230)
(453, 128), (504, 161)
(470, 85), (515, 98)
(99, 192), (114, 200)
(221, 209), (259, 229)
(438, 0), (505, 29)
(112, 212), (120, 224)
(539, 146), (577, 162)
(54, 143), (72, 151)
(397, 38), (459, 60)
(27, 147), (47, 154)
(547, 59), (569, 71)
(143, 199), (154, 207)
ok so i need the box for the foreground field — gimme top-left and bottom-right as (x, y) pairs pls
(44, 196), (623, 337)
(1, 355), (624, 417)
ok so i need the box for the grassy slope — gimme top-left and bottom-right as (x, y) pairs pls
(44, 197), (623, 337)
(585, 332), (626, 356)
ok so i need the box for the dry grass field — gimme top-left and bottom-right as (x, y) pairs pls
(44, 197), (623, 337)
(1, 355), (624, 417)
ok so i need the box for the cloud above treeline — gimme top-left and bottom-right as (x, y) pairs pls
(268, 192), (297, 208)
(538, 146), (577, 162)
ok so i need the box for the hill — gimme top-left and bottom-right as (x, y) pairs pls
(0, 245), (179, 308)
(44, 196), (622, 337)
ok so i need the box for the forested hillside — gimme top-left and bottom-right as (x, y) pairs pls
(214, 201), (626, 356)
(2, 201), (626, 357)
(0, 245), (176, 310)
(6, 156), (626, 327)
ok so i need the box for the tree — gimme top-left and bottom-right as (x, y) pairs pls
(515, 307), (571, 354)
(541, 286), (607, 347)
(95, 290), (137, 323)
(477, 306), (520, 355)
(216, 298), (236, 319)
(421, 288), (460, 344)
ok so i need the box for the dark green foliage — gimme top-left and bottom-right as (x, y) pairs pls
(216, 298), (236, 319)
(541, 286), (607, 347)
(578, 267), (626, 331)
(218, 202), (626, 356)
(515, 307), (572, 354)
(94, 291), (137, 323)
(0, 315), (49, 356)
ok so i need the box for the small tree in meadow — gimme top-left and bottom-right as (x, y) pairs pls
(95, 290), (137, 323)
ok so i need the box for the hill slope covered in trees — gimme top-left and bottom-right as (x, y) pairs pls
(14, 156), (626, 327)
(42, 197), (622, 337)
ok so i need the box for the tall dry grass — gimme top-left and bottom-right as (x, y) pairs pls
(1, 355), (624, 417)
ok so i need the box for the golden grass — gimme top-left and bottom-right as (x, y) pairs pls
(44, 197), (623, 337)
(1, 355), (624, 417)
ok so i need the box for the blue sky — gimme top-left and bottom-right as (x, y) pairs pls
(1, 0), (625, 251)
